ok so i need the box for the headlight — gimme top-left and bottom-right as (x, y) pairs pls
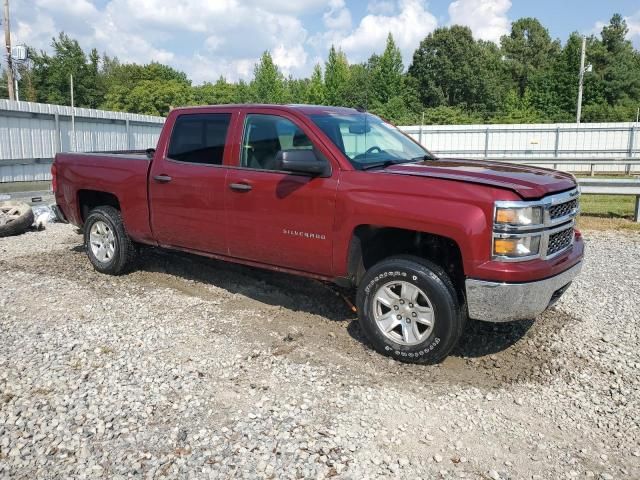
(495, 206), (543, 226)
(493, 235), (541, 258)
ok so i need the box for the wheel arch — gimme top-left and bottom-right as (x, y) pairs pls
(77, 190), (121, 223)
(342, 225), (466, 303)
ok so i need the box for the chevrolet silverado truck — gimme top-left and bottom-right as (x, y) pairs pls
(52, 105), (584, 363)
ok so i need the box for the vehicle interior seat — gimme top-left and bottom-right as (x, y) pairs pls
(292, 130), (313, 148)
(246, 120), (281, 170)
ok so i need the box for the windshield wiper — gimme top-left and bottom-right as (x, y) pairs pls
(411, 154), (436, 162)
(359, 159), (418, 171)
(360, 160), (397, 171)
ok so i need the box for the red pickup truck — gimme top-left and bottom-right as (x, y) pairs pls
(52, 105), (583, 363)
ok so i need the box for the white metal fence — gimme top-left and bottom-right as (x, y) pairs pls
(0, 100), (164, 182)
(399, 122), (639, 174)
(2, 100), (640, 182)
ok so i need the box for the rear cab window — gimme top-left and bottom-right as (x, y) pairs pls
(167, 113), (232, 165)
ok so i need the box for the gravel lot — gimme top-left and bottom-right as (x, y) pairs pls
(1, 224), (638, 479)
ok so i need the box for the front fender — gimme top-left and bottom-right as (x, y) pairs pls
(331, 172), (509, 278)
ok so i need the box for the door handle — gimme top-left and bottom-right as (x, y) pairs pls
(153, 174), (172, 183)
(229, 182), (252, 192)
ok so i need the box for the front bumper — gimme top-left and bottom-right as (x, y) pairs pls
(465, 261), (582, 322)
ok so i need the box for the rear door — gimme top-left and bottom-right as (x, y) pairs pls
(225, 109), (339, 276)
(149, 110), (237, 253)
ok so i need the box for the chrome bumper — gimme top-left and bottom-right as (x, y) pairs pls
(465, 262), (582, 322)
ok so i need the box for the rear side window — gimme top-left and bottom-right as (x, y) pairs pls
(167, 114), (231, 165)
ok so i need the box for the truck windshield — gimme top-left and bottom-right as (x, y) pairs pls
(309, 112), (435, 170)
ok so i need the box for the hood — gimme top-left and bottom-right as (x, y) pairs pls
(380, 158), (576, 199)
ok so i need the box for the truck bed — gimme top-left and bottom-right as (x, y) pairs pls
(54, 152), (155, 244)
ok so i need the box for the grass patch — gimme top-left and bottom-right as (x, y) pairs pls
(578, 194), (639, 231)
(578, 215), (640, 232)
(580, 194), (636, 218)
(0, 181), (52, 193)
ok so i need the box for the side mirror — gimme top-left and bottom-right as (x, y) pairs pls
(275, 149), (327, 176)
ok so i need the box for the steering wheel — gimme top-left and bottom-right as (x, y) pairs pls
(365, 146), (383, 154)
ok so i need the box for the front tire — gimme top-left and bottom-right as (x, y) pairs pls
(356, 256), (464, 364)
(84, 206), (136, 275)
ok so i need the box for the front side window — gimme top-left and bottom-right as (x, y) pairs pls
(309, 112), (434, 169)
(167, 113), (231, 165)
(241, 114), (315, 171)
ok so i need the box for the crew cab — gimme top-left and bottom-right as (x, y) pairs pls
(52, 105), (584, 363)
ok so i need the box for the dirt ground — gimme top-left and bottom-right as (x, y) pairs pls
(1, 224), (638, 479)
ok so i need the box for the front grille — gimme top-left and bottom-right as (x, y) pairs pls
(549, 199), (578, 220)
(546, 227), (574, 256)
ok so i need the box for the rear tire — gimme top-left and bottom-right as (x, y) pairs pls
(84, 206), (136, 275)
(356, 255), (465, 364)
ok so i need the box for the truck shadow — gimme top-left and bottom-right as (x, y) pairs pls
(137, 247), (356, 323)
(453, 319), (535, 358)
(137, 246), (537, 359)
(344, 316), (534, 359)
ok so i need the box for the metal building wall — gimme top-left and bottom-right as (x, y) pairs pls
(0, 100), (164, 183)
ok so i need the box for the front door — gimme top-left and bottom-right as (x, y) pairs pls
(149, 111), (236, 254)
(225, 111), (338, 276)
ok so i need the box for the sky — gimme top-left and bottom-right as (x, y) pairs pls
(7, 0), (640, 85)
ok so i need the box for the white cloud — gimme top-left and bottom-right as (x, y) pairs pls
(624, 11), (640, 45)
(204, 36), (225, 52)
(324, 0), (352, 31)
(448, 0), (511, 43)
(8, 0), (326, 83)
(272, 45), (308, 76)
(334, 0), (438, 65)
(367, 1), (396, 16)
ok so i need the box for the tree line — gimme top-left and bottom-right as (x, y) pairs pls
(2, 14), (639, 125)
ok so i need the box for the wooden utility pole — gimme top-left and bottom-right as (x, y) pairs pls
(3, 0), (15, 100)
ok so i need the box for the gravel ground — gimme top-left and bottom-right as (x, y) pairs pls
(1, 224), (638, 480)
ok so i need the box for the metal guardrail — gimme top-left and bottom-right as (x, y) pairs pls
(578, 178), (640, 222)
(488, 157), (640, 176)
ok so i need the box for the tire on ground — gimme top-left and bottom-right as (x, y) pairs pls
(84, 206), (137, 275)
(356, 255), (465, 364)
(0, 201), (35, 238)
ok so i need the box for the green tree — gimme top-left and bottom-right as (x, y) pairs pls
(102, 61), (191, 113)
(30, 33), (106, 107)
(284, 77), (309, 104)
(251, 51), (285, 103)
(306, 64), (326, 104)
(420, 106), (483, 125)
(324, 45), (350, 105)
(193, 76), (238, 105)
(493, 89), (544, 123)
(371, 33), (404, 105)
(500, 18), (560, 98)
(117, 80), (193, 116)
(594, 14), (640, 107)
(408, 26), (503, 113)
(342, 63), (371, 109)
